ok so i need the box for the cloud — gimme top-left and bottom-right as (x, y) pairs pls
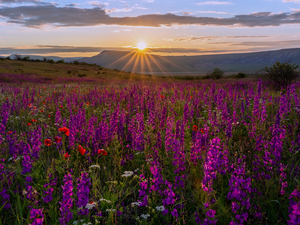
(198, 11), (229, 14)
(104, 8), (132, 13)
(181, 12), (192, 15)
(65, 3), (77, 7)
(283, 0), (300, 3)
(164, 36), (282, 42)
(0, 0), (41, 3)
(0, 45), (236, 55)
(1, 5), (300, 28)
(223, 39), (300, 46)
(196, 1), (233, 5)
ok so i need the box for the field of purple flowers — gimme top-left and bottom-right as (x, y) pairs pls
(0, 77), (299, 225)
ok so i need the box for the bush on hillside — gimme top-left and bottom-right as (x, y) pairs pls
(235, 72), (246, 78)
(47, 59), (55, 64)
(207, 68), (224, 79)
(21, 56), (31, 61)
(263, 61), (300, 91)
(56, 59), (65, 64)
(13, 54), (22, 60)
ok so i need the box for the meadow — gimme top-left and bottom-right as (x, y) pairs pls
(0, 59), (299, 225)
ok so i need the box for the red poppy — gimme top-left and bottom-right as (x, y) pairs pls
(44, 139), (52, 146)
(40, 109), (44, 113)
(89, 201), (94, 204)
(59, 127), (70, 136)
(160, 95), (164, 98)
(78, 145), (86, 155)
(27, 123), (32, 126)
(200, 129), (205, 134)
(98, 149), (107, 156)
(59, 105), (63, 108)
(48, 115), (51, 118)
(86, 102), (90, 106)
(190, 96), (193, 99)
(7, 131), (12, 134)
(55, 136), (62, 143)
(192, 125), (198, 131)
(64, 152), (71, 159)
(28, 103), (32, 107)
(269, 102), (271, 105)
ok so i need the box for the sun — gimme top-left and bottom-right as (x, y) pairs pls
(137, 41), (147, 50)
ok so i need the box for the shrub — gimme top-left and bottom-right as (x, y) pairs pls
(235, 72), (246, 78)
(78, 74), (87, 77)
(47, 59), (55, 64)
(208, 68), (224, 79)
(56, 59), (65, 64)
(21, 56), (31, 61)
(263, 61), (300, 91)
(13, 54), (22, 60)
(73, 60), (80, 65)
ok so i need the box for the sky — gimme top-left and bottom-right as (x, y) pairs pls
(1, 0), (300, 57)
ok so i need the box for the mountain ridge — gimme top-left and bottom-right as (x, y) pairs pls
(78, 48), (300, 74)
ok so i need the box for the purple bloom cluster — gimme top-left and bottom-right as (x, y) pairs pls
(59, 173), (73, 225)
(288, 189), (300, 225)
(77, 173), (91, 216)
(227, 159), (251, 225)
(29, 208), (44, 225)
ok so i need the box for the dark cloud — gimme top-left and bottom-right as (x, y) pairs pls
(0, 45), (239, 55)
(0, 4), (300, 28)
(165, 36), (281, 42)
(0, 5), (300, 28)
(0, 0), (40, 3)
(216, 39), (300, 46)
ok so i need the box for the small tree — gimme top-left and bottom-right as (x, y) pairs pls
(236, 72), (246, 79)
(21, 56), (31, 61)
(263, 61), (299, 91)
(13, 54), (22, 60)
(208, 68), (224, 79)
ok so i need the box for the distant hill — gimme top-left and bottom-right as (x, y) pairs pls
(78, 48), (300, 74)
(7, 54), (82, 63)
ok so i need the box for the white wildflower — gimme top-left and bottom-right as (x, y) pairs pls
(73, 220), (84, 225)
(85, 202), (97, 209)
(131, 202), (141, 207)
(134, 168), (139, 172)
(140, 214), (150, 220)
(106, 209), (116, 212)
(121, 171), (134, 177)
(156, 206), (165, 212)
(145, 158), (153, 162)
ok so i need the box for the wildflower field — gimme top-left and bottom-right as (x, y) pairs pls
(0, 75), (300, 225)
